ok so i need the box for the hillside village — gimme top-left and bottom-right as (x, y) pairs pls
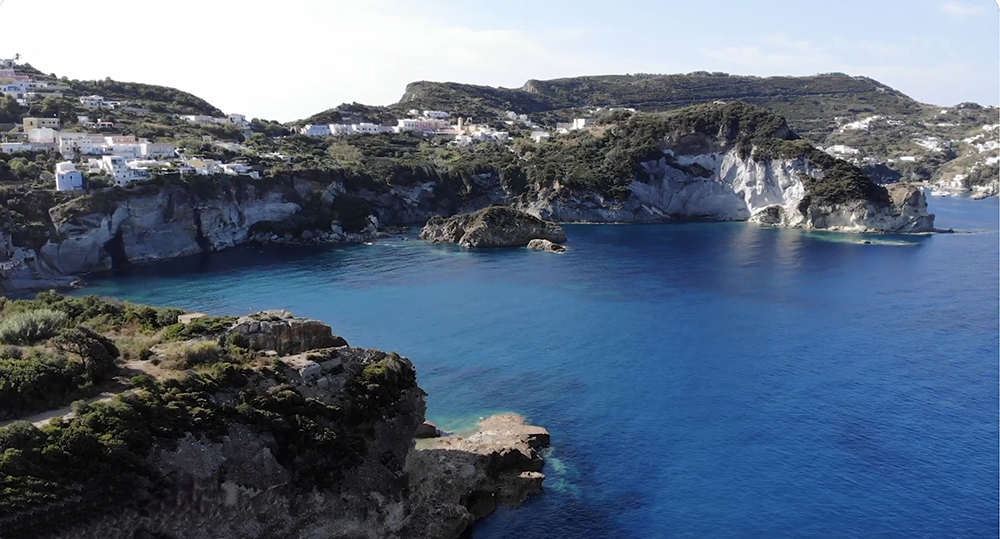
(0, 57), (997, 199)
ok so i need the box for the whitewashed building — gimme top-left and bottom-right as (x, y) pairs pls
(397, 118), (449, 133)
(220, 163), (259, 178)
(422, 110), (450, 119)
(353, 123), (383, 135)
(301, 124), (332, 137)
(79, 95), (106, 108)
(27, 128), (57, 144)
(140, 142), (176, 158)
(58, 132), (106, 157)
(1, 142), (31, 154)
(101, 155), (148, 185)
(531, 131), (551, 143)
(55, 162), (84, 191)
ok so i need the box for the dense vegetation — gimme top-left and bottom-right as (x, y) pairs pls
(0, 293), (182, 419)
(0, 293), (419, 538)
(65, 78), (223, 117)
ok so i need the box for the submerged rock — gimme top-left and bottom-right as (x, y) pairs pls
(527, 238), (566, 253)
(420, 205), (567, 248)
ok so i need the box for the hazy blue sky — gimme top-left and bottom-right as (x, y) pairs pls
(0, 0), (996, 120)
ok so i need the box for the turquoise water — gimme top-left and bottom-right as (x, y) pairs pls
(74, 197), (998, 538)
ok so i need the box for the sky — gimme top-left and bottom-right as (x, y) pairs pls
(0, 0), (997, 121)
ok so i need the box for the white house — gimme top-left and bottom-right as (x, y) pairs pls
(58, 132), (106, 158)
(55, 162), (84, 191)
(353, 123), (382, 135)
(181, 114), (216, 124)
(397, 118), (449, 133)
(1, 142), (31, 154)
(103, 136), (142, 158)
(27, 128), (57, 144)
(182, 159), (221, 175)
(220, 163), (259, 178)
(422, 110), (450, 119)
(79, 95), (106, 108)
(531, 131), (551, 143)
(101, 155), (148, 185)
(227, 113), (248, 127)
(572, 118), (591, 130)
(301, 124), (332, 137)
(140, 142), (176, 158)
(330, 124), (356, 136)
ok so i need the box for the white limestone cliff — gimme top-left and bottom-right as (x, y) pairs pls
(518, 148), (934, 232)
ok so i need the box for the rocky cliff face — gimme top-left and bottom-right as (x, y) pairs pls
(0, 145), (936, 292)
(17, 311), (549, 539)
(518, 148), (935, 232)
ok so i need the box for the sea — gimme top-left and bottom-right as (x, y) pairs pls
(73, 196), (999, 539)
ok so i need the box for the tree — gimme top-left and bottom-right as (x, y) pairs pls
(52, 327), (120, 382)
(0, 95), (24, 123)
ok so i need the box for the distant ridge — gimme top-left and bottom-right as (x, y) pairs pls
(396, 72), (925, 142)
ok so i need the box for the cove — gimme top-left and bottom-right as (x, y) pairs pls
(73, 196), (999, 538)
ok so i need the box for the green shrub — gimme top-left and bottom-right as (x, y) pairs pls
(163, 316), (236, 341)
(226, 332), (249, 350)
(0, 309), (69, 345)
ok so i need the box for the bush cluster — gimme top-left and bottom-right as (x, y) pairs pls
(0, 309), (68, 345)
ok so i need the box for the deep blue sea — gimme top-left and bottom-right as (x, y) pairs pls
(73, 197), (999, 538)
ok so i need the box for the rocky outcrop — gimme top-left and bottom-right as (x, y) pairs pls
(227, 309), (348, 355)
(25, 313), (548, 539)
(749, 183), (935, 232)
(527, 238), (566, 253)
(403, 414), (551, 537)
(420, 205), (567, 248)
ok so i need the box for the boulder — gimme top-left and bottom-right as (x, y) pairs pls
(526, 239), (566, 253)
(420, 206), (566, 248)
(415, 421), (441, 439)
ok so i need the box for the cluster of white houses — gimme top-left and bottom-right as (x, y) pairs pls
(0, 66), (69, 104)
(48, 153), (261, 191)
(300, 110), (511, 144)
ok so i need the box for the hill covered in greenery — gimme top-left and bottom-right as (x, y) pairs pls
(397, 72), (925, 141)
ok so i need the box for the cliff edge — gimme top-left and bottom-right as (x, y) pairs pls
(0, 297), (549, 539)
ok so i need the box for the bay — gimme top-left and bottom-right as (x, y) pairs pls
(74, 197), (999, 538)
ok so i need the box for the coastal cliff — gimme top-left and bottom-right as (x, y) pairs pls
(0, 299), (549, 539)
(518, 148), (934, 233)
(0, 103), (936, 292)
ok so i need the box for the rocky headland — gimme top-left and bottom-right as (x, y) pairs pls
(0, 302), (549, 539)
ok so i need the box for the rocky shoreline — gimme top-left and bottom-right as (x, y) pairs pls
(3, 309), (549, 539)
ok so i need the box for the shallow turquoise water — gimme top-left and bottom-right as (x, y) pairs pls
(74, 197), (999, 538)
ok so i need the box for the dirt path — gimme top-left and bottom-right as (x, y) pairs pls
(0, 360), (173, 430)
(0, 391), (120, 429)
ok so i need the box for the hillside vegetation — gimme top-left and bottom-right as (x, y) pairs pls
(0, 293), (417, 537)
(397, 73), (923, 141)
